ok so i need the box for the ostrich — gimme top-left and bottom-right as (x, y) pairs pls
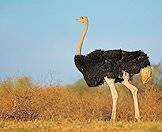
(74, 16), (152, 122)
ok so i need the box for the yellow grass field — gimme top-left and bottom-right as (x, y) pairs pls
(0, 76), (162, 131)
(0, 120), (162, 131)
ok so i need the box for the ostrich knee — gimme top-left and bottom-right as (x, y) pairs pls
(130, 86), (138, 95)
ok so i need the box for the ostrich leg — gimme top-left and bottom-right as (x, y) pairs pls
(104, 77), (118, 121)
(121, 71), (141, 121)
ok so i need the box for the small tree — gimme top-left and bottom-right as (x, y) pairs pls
(14, 76), (32, 89)
(152, 63), (162, 87)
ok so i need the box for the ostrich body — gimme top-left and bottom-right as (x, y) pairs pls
(74, 16), (152, 121)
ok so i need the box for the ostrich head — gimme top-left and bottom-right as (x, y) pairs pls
(76, 16), (88, 25)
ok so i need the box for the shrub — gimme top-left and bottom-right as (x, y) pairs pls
(0, 76), (161, 121)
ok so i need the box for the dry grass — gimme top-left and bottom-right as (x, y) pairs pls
(0, 120), (162, 131)
(0, 77), (161, 122)
(0, 76), (161, 131)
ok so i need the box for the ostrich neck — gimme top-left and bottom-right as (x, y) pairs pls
(76, 23), (88, 55)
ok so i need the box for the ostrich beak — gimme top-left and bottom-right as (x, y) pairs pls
(76, 17), (80, 22)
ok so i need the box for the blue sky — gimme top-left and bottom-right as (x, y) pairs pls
(0, 0), (162, 84)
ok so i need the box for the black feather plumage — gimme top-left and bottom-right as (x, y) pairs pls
(74, 49), (150, 87)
